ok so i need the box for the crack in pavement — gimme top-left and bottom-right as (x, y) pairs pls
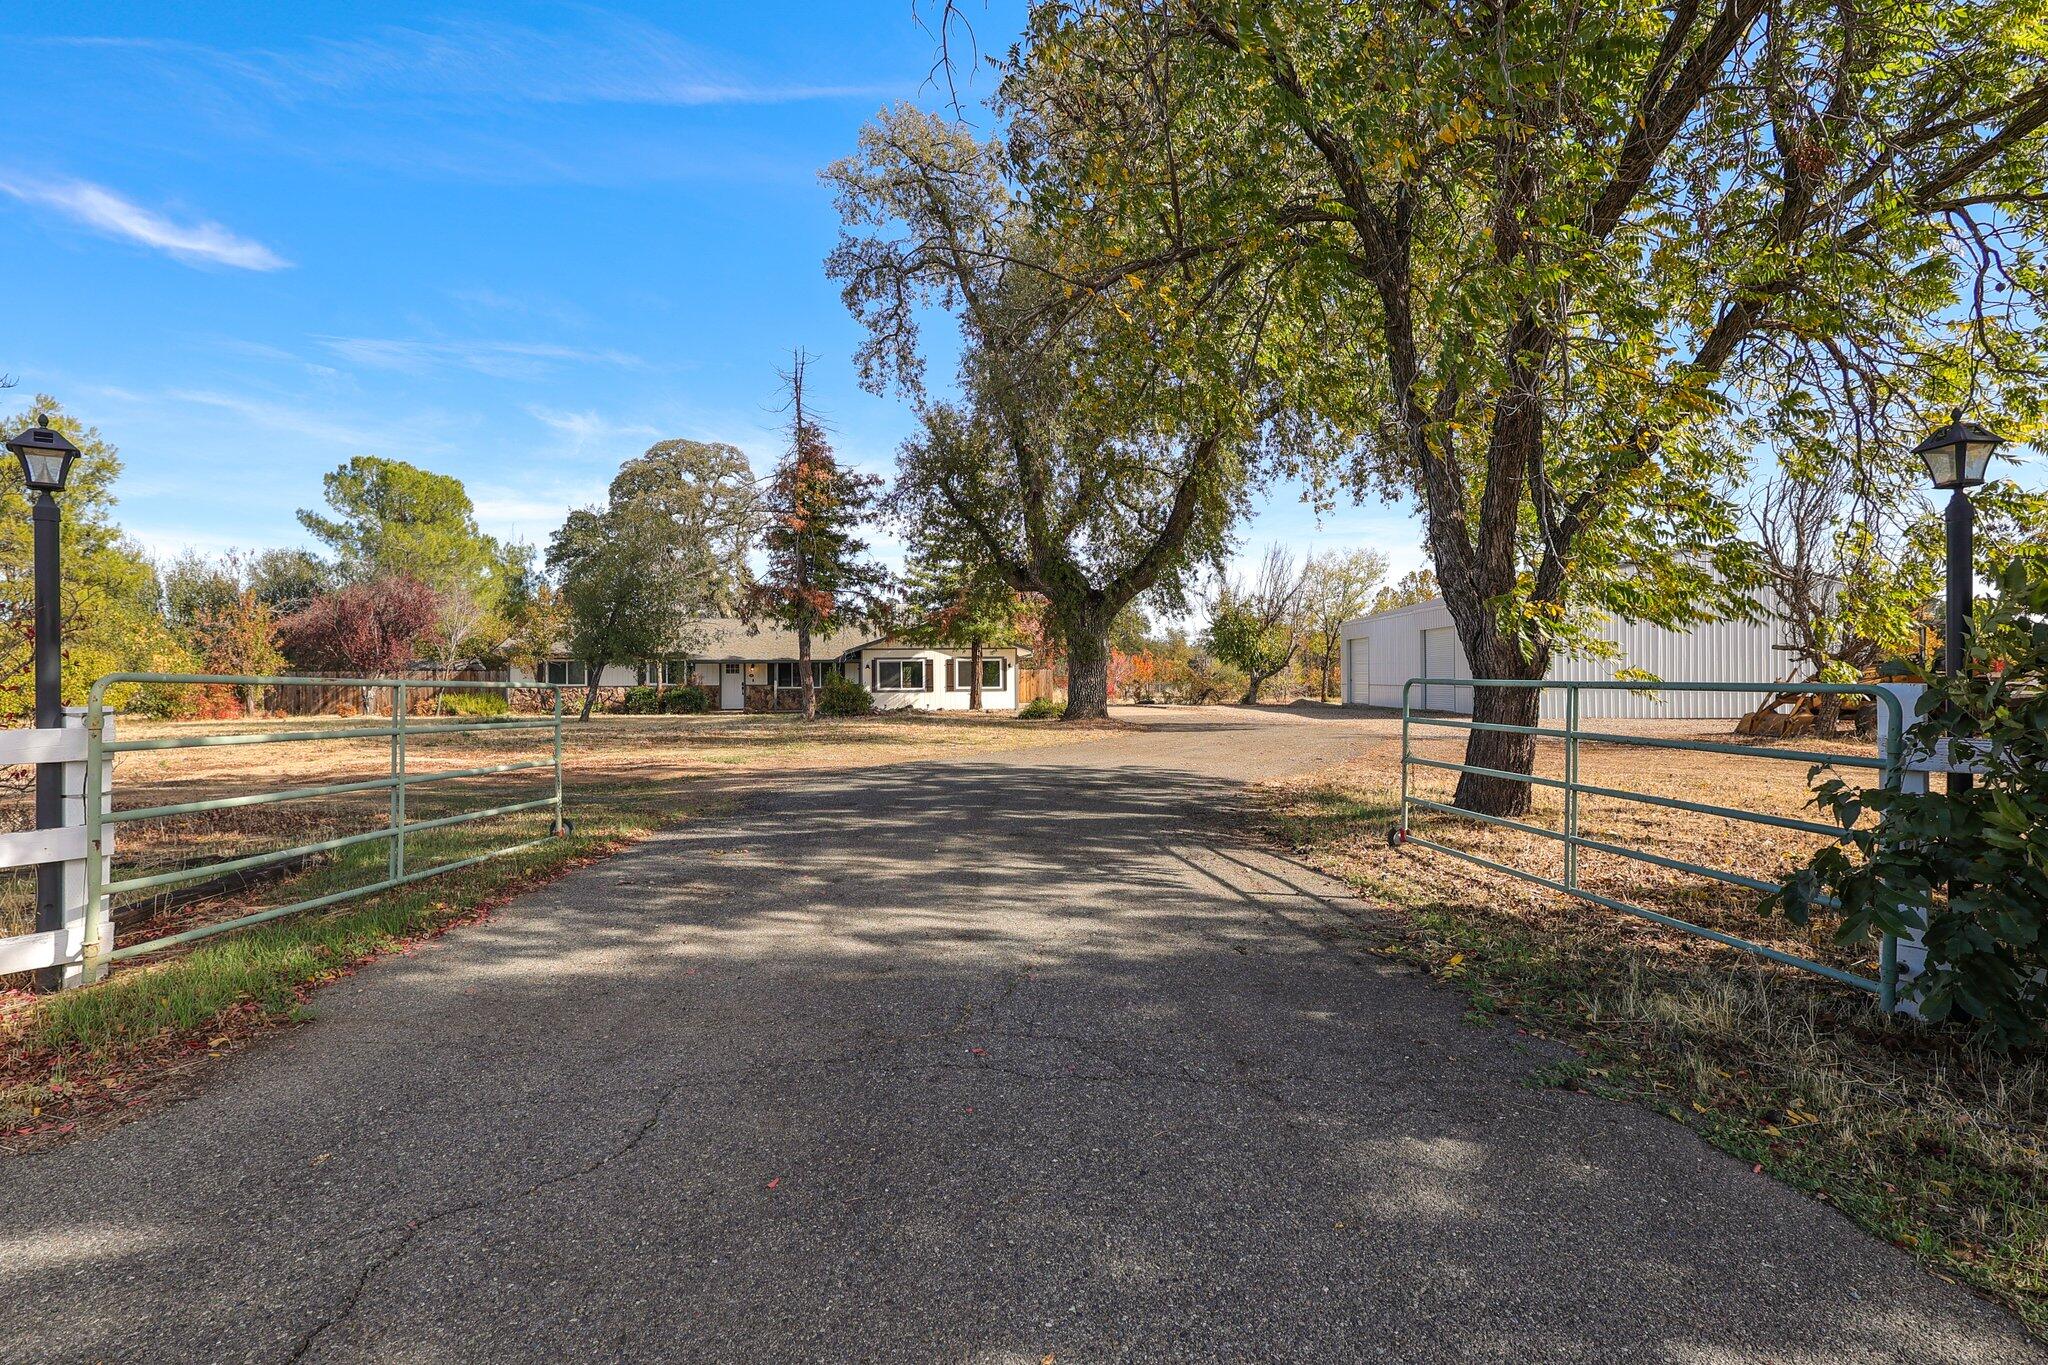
(283, 970), (1040, 1360)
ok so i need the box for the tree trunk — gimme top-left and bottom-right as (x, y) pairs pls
(1241, 672), (1263, 705)
(798, 620), (816, 721)
(1064, 626), (1110, 720)
(969, 637), (984, 711)
(1452, 683), (1542, 816)
(579, 667), (602, 722)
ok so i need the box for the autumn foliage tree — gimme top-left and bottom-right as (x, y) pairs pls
(750, 352), (889, 720)
(897, 543), (1026, 711)
(278, 575), (440, 686)
(190, 588), (286, 714)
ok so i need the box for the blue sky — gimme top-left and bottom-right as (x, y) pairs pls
(1, 0), (1426, 602)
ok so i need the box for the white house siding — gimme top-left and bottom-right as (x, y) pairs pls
(852, 647), (1023, 712)
(509, 662), (639, 688)
(1338, 597), (1796, 720)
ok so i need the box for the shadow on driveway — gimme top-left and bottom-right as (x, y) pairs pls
(0, 726), (2035, 1363)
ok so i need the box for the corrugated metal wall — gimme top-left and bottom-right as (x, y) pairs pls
(1338, 597), (1797, 718)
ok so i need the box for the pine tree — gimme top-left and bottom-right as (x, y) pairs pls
(752, 352), (888, 720)
(899, 546), (1024, 712)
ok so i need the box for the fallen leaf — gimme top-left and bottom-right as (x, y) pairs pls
(766, 1177), (780, 1189)
(309, 1153), (331, 1166)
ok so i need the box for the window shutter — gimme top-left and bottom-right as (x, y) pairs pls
(924, 660), (934, 691)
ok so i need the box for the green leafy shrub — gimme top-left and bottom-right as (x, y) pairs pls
(623, 685), (662, 714)
(1160, 656), (1244, 705)
(661, 684), (712, 714)
(442, 689), (509, 717)
(1018, 696), (1062, 719)
(817, 674), (872, 717)
(1775, 561), (2048, 1044)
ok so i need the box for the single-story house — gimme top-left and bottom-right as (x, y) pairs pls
(1338, 596), (1798, 719)
(511, 618), (1030, 713)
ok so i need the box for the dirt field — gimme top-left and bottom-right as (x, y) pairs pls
(0, 709), (1100, 954)
(1255, 707), (1894, 979)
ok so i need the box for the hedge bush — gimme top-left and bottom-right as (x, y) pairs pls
(818, 674), (872, 717)
(622, 686), (662, 714)
(1018, 696), (1062, 719)
(1775, 561), (2048, 1044)
(442, 689), (509, 717)
(661, 684), (712, 714)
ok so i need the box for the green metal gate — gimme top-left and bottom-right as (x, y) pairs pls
(80, 673), (568, 978)
(1397, 678), (1907, 1010)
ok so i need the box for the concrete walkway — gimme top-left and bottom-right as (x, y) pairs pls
(1, 707), (2036, 1362)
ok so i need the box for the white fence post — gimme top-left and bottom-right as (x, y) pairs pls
(0, 714), (91, 981)
(79, 707), (114, 985)
(56, 708), (88, 988)
(1872, 684), (1927, 1016)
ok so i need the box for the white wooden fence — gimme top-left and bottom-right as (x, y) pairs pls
(0, 709), (113, 986)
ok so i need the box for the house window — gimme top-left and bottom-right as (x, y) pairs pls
(638, 659), (689, 686)
(767, 661), (838, 689)
(874, 659), (927, 691)
(539, 660), (586, 687)
(950, 658), (1005, 691)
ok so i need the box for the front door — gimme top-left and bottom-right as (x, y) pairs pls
(720, 662), (744, 710)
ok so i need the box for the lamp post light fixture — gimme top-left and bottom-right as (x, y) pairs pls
(1912, 408), (2006, 808)
(5, 413), (82, 988)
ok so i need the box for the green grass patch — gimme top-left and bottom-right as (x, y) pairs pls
(1260, 772), (2048, 1336)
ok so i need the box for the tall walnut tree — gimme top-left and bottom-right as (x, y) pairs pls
(1011, 0), (2048, 810)
(828, 105), (1302, 719)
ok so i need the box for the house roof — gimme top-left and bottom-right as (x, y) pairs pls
(680, 618), (878, 661)
(535, 618), (879, 662)
(537, 617), (1035, 662)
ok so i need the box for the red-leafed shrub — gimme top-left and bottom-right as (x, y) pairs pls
(278, 576), (440, 675)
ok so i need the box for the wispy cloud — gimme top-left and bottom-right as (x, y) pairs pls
(526, 407), (662, 446)
(0, 177), (288, 271)
(315, 336), (645, 380)
(163, 388), (393, 447)
(49, 18), (901, 111)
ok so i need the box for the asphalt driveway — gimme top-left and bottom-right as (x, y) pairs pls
(0, 706), (2036, 1362)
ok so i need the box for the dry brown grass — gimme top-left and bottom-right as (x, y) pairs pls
(0, 709), (1092, 949)
(1257, 718), (2048, 1334)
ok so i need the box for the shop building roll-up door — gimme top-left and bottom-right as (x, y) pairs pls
(1422, 628), (1460, 711)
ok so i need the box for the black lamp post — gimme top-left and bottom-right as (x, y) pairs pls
(1912, 409), (2005, 802)
(6, 413), (81, 987)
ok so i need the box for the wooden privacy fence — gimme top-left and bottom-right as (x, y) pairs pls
(1015, 668), (1063, 706)
(258, 668), (511, 716)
